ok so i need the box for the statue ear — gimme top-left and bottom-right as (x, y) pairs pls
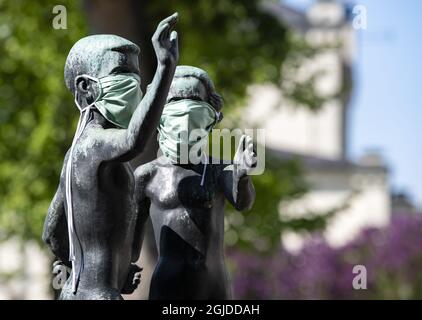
(75, 76), (89, 94)
(75, 76), (98, 105)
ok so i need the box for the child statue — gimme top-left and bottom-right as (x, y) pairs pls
(134, 66), (256, 299)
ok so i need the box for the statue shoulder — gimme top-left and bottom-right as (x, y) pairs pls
(134, 159), (158, 183)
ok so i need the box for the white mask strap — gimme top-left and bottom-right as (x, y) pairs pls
(66, 73), (100, 293)
(74, 74), (101, 112)
(200, 152), (208, 187)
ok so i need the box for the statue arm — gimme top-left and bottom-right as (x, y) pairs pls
(94, 14), (179, 162)
(119, 163), (154, 294)
(42, 168), (70, 266)
(217, 135), (257, 211)
(218, 165), (256, 211)
(131, 197), (151, 263)
(131, 163), (154, 262)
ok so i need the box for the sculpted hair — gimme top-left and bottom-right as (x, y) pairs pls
(167, 65), (224, 113)
(64, 34), (140, 95)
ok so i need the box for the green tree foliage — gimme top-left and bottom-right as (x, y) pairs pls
(148, 0), (290, 107)
(0, 0), (87, 241)
(225, 153), (308, 253)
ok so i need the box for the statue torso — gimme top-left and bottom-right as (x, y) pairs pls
(60, 125), (137, 297)
(144, 157), (230, 299)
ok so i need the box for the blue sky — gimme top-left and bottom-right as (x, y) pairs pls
(284, 0), (422, 208)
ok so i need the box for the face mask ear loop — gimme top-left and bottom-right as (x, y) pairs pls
(200, 151), (208, 187)
(65, 75), (100, 294)
(206, 108), (219, 132)
(74, 75), (102, 112)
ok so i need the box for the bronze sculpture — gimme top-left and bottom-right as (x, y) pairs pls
(42, 13), (179, 300)
(134, 66), (256, 299)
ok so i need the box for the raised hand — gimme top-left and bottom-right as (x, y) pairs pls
(234, 135), (257, 177)
(152, 13), (179, 67)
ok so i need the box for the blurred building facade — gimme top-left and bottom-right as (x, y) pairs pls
(244, 0), (391, 250)
(0, 239), (50, 299)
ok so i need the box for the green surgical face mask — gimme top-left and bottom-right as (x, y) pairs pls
(158, 99), (219, 164)
(74, 72), (142, 128)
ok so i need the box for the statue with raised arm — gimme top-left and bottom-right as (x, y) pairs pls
(134, 66), (256, 300)
(42, 13), (179, 300)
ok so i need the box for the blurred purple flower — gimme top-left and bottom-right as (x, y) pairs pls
(228, 214), (422, 299)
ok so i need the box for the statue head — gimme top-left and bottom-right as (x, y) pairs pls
(64, 34), (140, 110)
(158, 66), (223, 163)
(167, 66), (223, 120)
